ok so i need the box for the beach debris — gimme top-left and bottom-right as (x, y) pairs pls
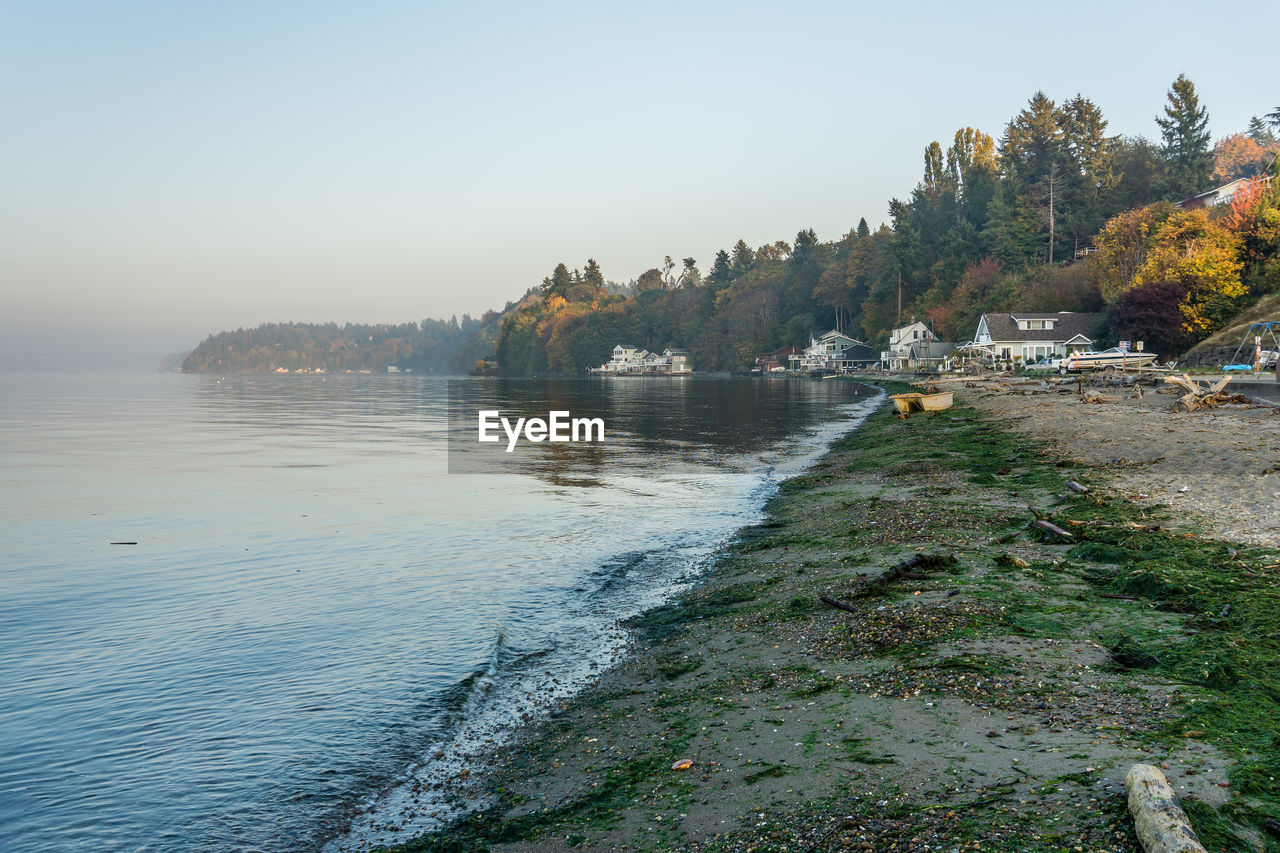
(851, 553), (958, 598)
(670, 759), (693, 771)
(110, 541), (138, 545)
(1066, 480), (1090, 494)
(1163, 373), (1254, 412)
(819, 595), (861, 616)
(1032, 518), (1075, 542)
(1081, 390), (1119, 404)
(1125, 763), (1207, 853)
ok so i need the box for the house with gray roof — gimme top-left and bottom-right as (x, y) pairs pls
(970, 312), (1102, 365)
(883, 320), (946, 371)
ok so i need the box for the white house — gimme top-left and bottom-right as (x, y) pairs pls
(1177, 175), (1273, 210)
(970, 312), (1102, 365)
(594, 344), (691, 374)
(603, 344), (642, 371)
(883, 320), (936, 371)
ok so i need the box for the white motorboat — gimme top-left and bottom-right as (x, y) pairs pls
(1063, 348), (1157, 371)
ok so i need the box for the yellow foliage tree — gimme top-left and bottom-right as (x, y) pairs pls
(1134, 209), (1244, 334)
(1094, 205), (1245, 336)
(1091, 204), (1171, 303)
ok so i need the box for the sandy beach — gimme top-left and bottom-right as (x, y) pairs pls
(961, 380), (1280, 548)
(375, 380), (1280, 853)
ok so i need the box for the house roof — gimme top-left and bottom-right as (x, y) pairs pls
(835, 344), (877, 359)
(817, 329), (859, 342)
(1184, 177), (1250, 202)
(891, 320), (930, 336)
(978, 312), (1101, 343)
(665, 348), (690, 355)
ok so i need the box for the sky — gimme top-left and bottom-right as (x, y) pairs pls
(2, 0), (1277, 367)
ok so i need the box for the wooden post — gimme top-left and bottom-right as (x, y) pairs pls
(1125, 764), (1206, 853)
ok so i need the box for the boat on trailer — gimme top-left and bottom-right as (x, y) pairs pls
(1063, 348), (1157, 371)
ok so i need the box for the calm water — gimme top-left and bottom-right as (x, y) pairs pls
(0, 373), (877, 852)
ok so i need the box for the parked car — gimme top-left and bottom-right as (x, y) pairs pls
(1024, 356), (1066, 373)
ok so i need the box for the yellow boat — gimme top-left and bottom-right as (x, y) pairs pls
(891, 391), (953, 417)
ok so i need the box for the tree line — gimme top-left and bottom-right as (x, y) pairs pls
(490, 77), (1280, 371)
(181, 317), (482, 373)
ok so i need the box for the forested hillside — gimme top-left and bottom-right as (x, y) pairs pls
(181, 317), (481, 373)
(489, 78), (1280, 373)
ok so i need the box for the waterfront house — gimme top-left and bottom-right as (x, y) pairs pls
(882, 320), (936, 371)
(664, 348), (692, 374)
(828, 343), (880, 372)
(593, 344), (691, 374)
(969, 312), (1102, 365)
(791, 330), (862, 372)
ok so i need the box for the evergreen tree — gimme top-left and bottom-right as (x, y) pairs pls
(1247, 116), (1277, 146)
(856, 217), (871, 239)
(540, 263), (574, 299)
(1059, 94), (1117, 255)
(729, 239), (757, 278)
(582, 258), (605, 289)
(1001, 92), (1062, 185)
(1155, 74), (1213, 200)
(708, 249), (732, 290)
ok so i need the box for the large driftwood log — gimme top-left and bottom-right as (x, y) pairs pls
(1164, 373), (1256, 412)
(1033, 518), (1075, 541)
(1125, 764), (1206, 853)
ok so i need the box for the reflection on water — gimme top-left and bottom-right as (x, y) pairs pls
(447, 377), (874, 477)
(0, 372), (874, 853)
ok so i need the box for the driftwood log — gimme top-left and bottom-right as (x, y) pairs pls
(1033, 518), (1075, 542)
(1164, 373), (1255, 412)
(1082, 389), (1119, 404)
(821, 553), (958, 605)
(819, 595), (859, 615)
(1125, 764), (1206, 853)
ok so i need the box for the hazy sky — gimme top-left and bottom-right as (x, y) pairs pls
(2, 0), (1276, 363)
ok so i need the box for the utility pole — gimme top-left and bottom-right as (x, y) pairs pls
(1047, 162), (1058, 265)
(896, 269), (902, 321)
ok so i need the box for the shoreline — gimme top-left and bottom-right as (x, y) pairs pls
(376, 383), (1280, 853)
(324, 387), (885, 852)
